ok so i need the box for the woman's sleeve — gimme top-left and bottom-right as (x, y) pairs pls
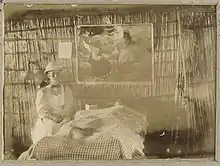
(36, 88), (64, 123)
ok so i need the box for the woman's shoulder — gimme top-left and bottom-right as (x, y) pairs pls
(37, 85), (51, 94)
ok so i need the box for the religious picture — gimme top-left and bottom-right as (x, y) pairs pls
(76, 23), (154, 84)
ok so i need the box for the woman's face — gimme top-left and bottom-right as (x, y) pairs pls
(47, 70), (62, 85)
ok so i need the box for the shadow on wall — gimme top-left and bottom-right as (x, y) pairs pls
(142, 95), (215, 158)
(4, 136), (30, 160)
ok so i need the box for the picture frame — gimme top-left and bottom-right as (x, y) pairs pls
(1, 0), (220, 166)
(75, 23), (155, 85)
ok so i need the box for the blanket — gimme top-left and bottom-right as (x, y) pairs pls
(18, 105), (147, 160)
(70, 105), (147, 159)
(18, 136), (124, 160)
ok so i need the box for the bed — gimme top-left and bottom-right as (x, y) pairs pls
(18, 105), (147, 160)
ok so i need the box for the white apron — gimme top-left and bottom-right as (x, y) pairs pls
(31, 85), (65, 144)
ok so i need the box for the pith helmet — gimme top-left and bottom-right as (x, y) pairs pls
(44, 61), (63, 74)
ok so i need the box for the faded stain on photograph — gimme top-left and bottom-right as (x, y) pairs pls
(2, 4), (217, 161)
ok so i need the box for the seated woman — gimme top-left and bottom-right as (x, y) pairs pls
(31, 61), (76, 144)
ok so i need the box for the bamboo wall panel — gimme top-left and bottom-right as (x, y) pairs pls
(179, 11), (216, 151)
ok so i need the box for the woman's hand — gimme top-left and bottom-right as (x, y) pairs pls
(43, 108), (64, 124)
(63, 115), (72, 123)
(59, 108), (74, 122)
(53, 114), (64, 124)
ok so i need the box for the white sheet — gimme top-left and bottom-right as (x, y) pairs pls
(55, 105), (148, 159)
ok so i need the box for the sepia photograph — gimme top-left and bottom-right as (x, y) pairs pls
(2, 3), (217, 161)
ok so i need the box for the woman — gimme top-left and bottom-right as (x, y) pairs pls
(31, 61), (75, 144)
(117, 30), (135, 65)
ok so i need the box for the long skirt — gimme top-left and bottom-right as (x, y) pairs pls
(31, 117), (63, 144)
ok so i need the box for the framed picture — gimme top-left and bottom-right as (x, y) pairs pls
(75, 23), (154, 85)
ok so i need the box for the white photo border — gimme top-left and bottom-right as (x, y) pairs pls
(1, 0), (220, 165)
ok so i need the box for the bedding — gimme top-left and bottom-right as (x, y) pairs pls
(71, 105), (147, 159)
(18, 105), (147, 160)
(18, 136), (123, 160)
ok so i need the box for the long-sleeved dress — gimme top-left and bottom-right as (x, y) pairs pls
(31, 84), (74, 144)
